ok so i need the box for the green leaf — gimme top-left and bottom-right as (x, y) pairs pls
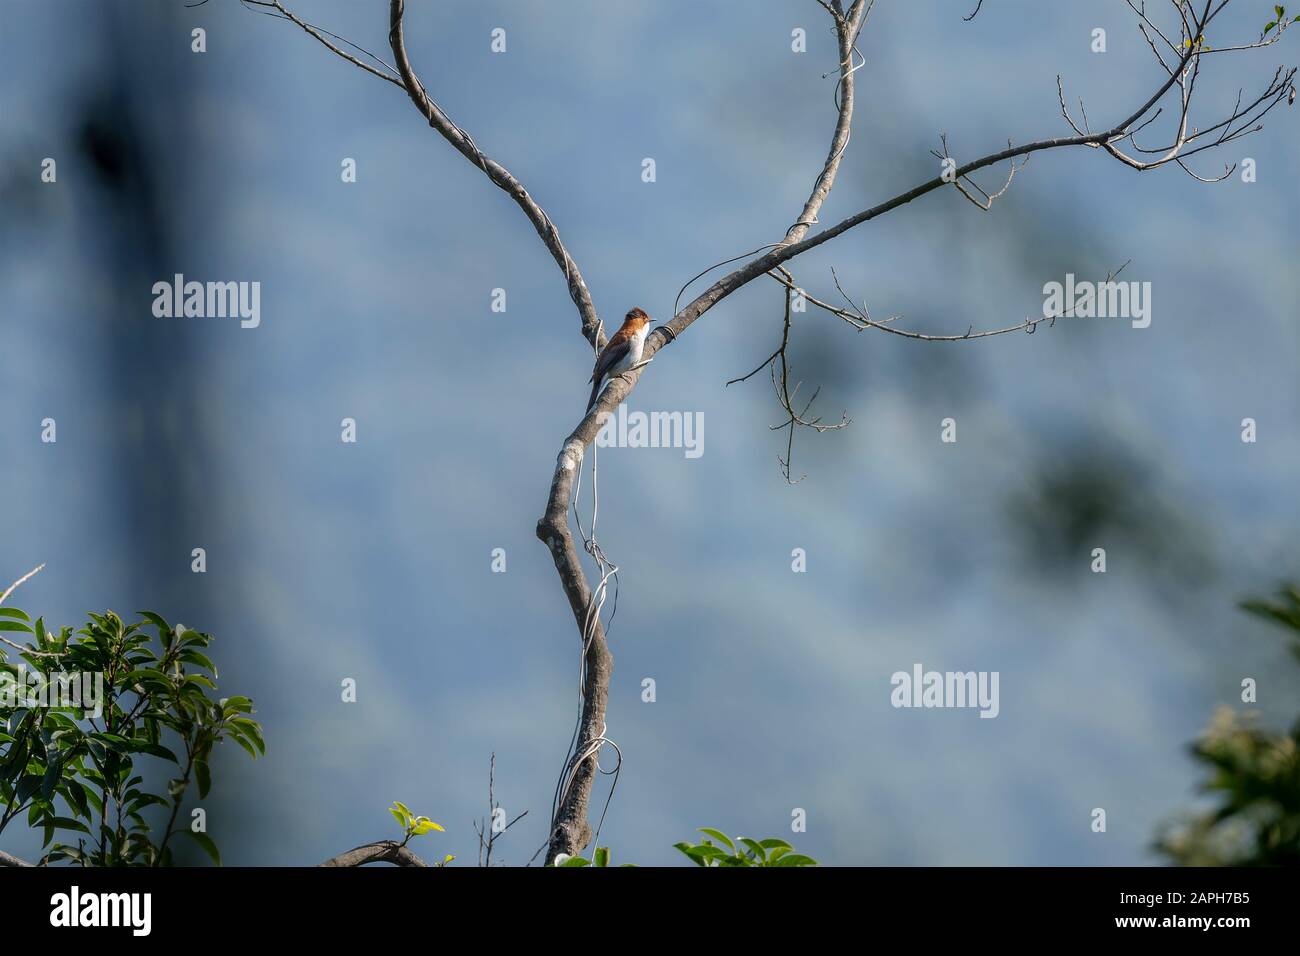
(228, 734), (258, 759)
(0, 608), (30, 621)
(771, 853), (818, 867)
(185, 829), (221, 866)
(739, 837), (768, 861)
(40, 759), (61, 799)
(121, 668), (170, 688)
(178, 650), (216, 673)
(557, 855), (590, 867)
(195, 759), (211, 799)
(127, 792), (170, 813)
(130, 741), (180, 763)
(15, 775), (42, 805)
(61, 780), (91, 819)
(138, 611), (172, 637)
(0, 621), (34, 634)
(47, 816), (91, 835)
(697, 827), (735, 851)
(593, 846), (610, 867)
(229, 718), (265, 755)
(673, 842), (726, 866)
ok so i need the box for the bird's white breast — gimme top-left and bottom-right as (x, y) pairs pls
(613, 324), (649, 374)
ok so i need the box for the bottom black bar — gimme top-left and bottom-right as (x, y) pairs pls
(2, 865), (1285, 941)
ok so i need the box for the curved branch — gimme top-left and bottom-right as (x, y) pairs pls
(764, 269), (1053, 341)
(386, 0), (602, 347)
(319, 840), (428, 867)
(537, 0), (878, 866)
(535, 436), (610, 863)
(255, 0), (1295, 871)
(0, 563), (44, 606)
(784, 0), (873, 244)
(648, 2), (1282, 360)
(249, 0), (603, 346)
(535, 5), (1294, 859)
(0, 850), (33, 867)
(245, 0), (404, 87)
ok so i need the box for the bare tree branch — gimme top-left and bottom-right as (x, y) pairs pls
(537, 0), (1293, 865)
(932, 133), (1028, 212)
(726, 268), (849, 484)
(0, 564), (61, 658)
(0, 850), (33, 867)
(254, 0), (1296, 869)
(252, 0), (603, 348)
(384, 0), (602, 347)
(319, 840), (428, 867)
(638, 1), (1291, 370)
(785, 0), (874, 244)
(764, 269), (1050, 341)
(474, 753), (527, 867)
(538, 0), (878, 864)
(0, 564), (44, 607)
(244, 0), (404, 87)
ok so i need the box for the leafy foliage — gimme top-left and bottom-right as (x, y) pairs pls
(388, 801), (452, 865)
(1240, 584), (1300, 662)
(554, 828), (818, 867)
(390, 800), (445, 838)
(1263, 4), (1300, 34)
(1156, 584), (1300, 866)
(676, 828), (817, 867)
(0, 607), (262, 865)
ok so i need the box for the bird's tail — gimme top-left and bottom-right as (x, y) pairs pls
(587, 377), (603, 411)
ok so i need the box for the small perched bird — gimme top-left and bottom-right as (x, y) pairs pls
(587, 307), (655, 409)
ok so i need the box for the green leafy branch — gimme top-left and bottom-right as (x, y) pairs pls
(1, 567), (263, 866)
(390, 800), (452, 866)
(553, 827), (819, 867)
(1264, 4), (1300, 35)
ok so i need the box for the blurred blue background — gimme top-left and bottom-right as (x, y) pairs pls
(1, 0), (1297, 865)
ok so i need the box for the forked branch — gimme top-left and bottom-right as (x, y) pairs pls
(251, 0), (1296, 869)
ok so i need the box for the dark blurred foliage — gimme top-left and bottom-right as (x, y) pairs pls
(6, 2), (219, 865)
(1156, 586), (1300, 866)
(1005, 432), (1215, 587)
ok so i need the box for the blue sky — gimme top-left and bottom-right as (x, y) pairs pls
(1, 0), (1297, 865)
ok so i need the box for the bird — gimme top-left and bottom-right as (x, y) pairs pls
(587, 307), (655, 409)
